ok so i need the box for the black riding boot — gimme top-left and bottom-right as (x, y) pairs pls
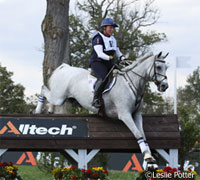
(92, 79), (105, 108)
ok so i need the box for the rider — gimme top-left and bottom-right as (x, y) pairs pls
(89, 18), (126, 108)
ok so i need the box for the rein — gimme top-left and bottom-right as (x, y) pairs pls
(115, 55), (167, 109)
(125, 56), (167, 85)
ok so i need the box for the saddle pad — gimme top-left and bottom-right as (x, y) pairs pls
(88, 74), (116, 94)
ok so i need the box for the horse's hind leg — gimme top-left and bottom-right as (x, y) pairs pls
(35, 95), (45, 114)
(35, 85), (50, 114)
(48, 104), (54, 114)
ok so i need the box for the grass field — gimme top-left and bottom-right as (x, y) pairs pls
(17, 165), (137, 180)
(7, 165), (199, 180)
(18, 165), (53, 180)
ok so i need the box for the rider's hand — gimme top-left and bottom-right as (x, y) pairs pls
(120, 55), (127, 61)
(109, 56), (114, 60)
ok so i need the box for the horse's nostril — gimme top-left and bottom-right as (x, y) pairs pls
(161, 83), (168, 90)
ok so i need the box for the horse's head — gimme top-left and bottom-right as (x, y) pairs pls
(151, 52), (169, 92)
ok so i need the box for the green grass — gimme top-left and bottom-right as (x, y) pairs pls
(196, 176), (200, 180)
(17, 166), (138, 180)
(107, 170), (138, 180)
(18, 165), (53, 180)
(14, 166), (200, 180)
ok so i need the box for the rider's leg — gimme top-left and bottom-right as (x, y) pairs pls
(90, 61), (108, 108)
(92, 78), (105, 108)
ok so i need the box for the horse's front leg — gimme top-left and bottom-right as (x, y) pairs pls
(118, 112), (152, 161)
(134, 111), (156, 163)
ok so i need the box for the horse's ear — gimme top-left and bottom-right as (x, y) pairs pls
(164, 52), (169, 59)
(157, 51), (162, 58)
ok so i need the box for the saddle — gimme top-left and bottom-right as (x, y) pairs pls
(88, 68), (117, 94)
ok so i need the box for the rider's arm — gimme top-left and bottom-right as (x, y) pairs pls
(114, 36), (125, 60)
(116, 47), (126, 61)
(94, 45), (110, 61)
(116, 47), (123, 58)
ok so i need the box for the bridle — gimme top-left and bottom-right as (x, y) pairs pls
(117, 55), (167, 108)
(149, 56), (167, 87)
(121, 55), (167, 86)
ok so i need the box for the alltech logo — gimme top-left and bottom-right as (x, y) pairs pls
(0, 121), (20, 135)
(0, 118), (88, 137)
(0, 121), (75, 136)
(16, 152), (37, 166)
(123, 154), (143, 172)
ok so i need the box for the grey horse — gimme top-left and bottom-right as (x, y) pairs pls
(35, 52), (169, 164)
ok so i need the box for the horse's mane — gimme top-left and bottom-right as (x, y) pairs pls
(121, 52), (153, 72)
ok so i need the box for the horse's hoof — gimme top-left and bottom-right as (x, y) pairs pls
(146, 163), (158, 169)
(146, 158), (156, 164)
(144, 154), (156, 163)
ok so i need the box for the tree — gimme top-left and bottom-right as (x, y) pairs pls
(69, 0), (166, 68)
(178, 67), (200, 113)
(69, 14), (90, 68)
(178, 105), (200, 170)
(42, 0), (70, 84)
(0, 63), (34, 113)
(177, 67), (200, 169)
(142, 84), (173, 114)
(41, 0), (70, 113)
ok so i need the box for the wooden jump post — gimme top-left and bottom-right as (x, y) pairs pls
(0, 114), (181, 169)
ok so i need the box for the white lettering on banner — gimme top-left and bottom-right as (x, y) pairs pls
(48, 127), (60, 135)
(36, 127), (47, 135)
(22, 124), (30, 135)
(19, 124), (24, 133)
(18, 124), (74, 135)
(60, 125), (73, 135)
(29, 125), (37, 135)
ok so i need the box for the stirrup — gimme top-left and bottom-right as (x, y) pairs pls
(92, 99), (101, 108)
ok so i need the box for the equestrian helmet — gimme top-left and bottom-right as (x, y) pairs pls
(101, 18), (118, 27)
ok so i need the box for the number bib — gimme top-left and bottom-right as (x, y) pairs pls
(98, 32), (117, 52)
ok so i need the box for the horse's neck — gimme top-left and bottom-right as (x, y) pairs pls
(126, 57), (154, 94)
(134, 56), (154, 79)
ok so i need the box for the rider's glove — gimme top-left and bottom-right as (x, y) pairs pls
(109, 56), (114, 60)
(120, 55), (127, 61)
